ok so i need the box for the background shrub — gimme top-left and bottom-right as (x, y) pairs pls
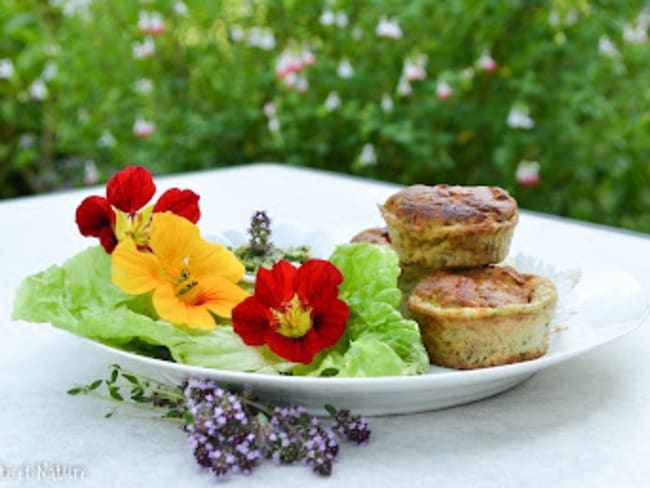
(1, 0), (649, 232)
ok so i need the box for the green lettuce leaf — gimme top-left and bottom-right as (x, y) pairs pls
(12, 246), (291, 373)
(294, 243), (429, 377)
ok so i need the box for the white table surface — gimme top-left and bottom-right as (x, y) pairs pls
(1, 163), (649, 488)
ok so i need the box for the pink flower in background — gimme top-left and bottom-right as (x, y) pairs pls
(337, 58), (354, 79)
(275, 51), (303, 79)
(133, 117), (155, 138)
(376, 16), (402, 39)
(477, 50), (497, 72)
(436, 80), (453, 100)
(133, 38), (155, 59)
(516, 161), (541, 186)
(302, 48), (316, 66)
(0, 59), (14, 79)
(403, 55), (426, 81)
(263, 102), (276, 118)
(138, 11), (165, 35)
(283, 72), (297, 88)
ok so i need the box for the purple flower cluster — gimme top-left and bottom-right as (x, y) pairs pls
(182, 378), (370, 481)
(184, 378), (262, 480)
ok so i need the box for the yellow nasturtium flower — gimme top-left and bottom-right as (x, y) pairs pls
(111, 212), (248, 330)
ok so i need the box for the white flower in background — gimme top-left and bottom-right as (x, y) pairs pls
(638, 12), (650, 29)
(507, 106), (534, 129)
(359, 143), (377, 166)
(352, 26), (363, 40)
(247, 27), (275, 50)
(138, 11), (152, 33)
(268, 117), (280, 133)
(133, 37), (155, 59)
(97, 129), (116, 148)
(565, 9), (578, 25)
(477, 50), (497, 72)
(283, 72), (297, 88)
(29, 79), (48, 100)
(376, 16), (402, 40)
(42, 61), (57, 81)
(0, 59), (14, 79)
(516, 160), (541, 186)
(403, 55), (426, 81)
(133, 117), (155, 137)
(548, 10), (560, 27)
(336, 11), (349, 28)
(51, 0), (92, 18)
(296, 74), (309, 94)
(134, 78), (154, 95)
(19, 133), (36, 148)
(263, 102), (276, 118)
(83, 160), (100, 185)
(319, 9), (335, 26)
(381, 93), (394, 113)
(623, 23), (647, 43)
(460, 67), (475, 80)
(324, 91), (341, 111)
(337, 58), (354, 79)
(173, 1), (188, 16)
(598, 35), (618, 56)
(436, 80), (453, 100)
(230, 25), (245, 43)
(396, 77), (412, 97)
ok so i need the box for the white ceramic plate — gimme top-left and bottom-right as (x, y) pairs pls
(90, 257), (649, 416)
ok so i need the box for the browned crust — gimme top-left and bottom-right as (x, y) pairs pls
(411, 266), (535, 308)
(350, 227), (392, 246)
(382, 184), (517, 228)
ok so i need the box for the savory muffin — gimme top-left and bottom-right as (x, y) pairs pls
(408, 266), (557, 369)
(350, 227), (392, 246)
(379, 184), (518, 269)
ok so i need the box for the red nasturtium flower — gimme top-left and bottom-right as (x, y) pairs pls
(232, 259), (349, 364)
(75, 166), (200, 253)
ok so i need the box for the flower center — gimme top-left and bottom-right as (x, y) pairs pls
(273, 295), (313, 338)
(114, 206), (153, 247)
(173, 258), (200, 303)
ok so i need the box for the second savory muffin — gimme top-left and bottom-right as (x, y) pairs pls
(408, 266), (557, 369)
(379, 184), (518, 269)
(350, 227), (392, 246)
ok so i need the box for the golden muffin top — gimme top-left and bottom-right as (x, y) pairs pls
(382, 184), (517, 227)
(411, 266), (536, 308)
(350, 227), (392, 246)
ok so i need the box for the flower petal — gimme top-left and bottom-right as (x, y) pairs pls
(190, 239), (245, 284)
(111, 239), (161, 294)
(196, 275), (250, 319)
(98, 227), (118, 254)
(297, 259), (344, 305)
(232, 296), (273, 346)
(255, 260), (297, 308)
(153, 188), (201, 223)
(149, 212), (200, 264)
(106, 166), (156, 214)
(153, 285), (216, 330)
(265, 330), (322, 364)
(75, 195), (115, 239)
(312, 298), (349, 348)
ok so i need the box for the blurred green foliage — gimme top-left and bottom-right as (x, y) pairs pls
(1, 0), (649, 232)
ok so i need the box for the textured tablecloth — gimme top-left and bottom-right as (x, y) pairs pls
(2, 164), (649, 487)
